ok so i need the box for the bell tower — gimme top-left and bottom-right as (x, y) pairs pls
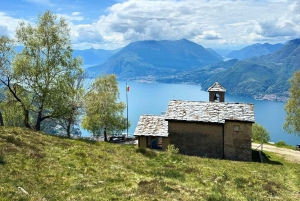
(207, 82), (226, 102)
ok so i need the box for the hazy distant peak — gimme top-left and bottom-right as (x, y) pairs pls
(226, 43), (283, 60)
(289, 38), (300, 45)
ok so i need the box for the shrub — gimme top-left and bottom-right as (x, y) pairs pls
(166, 144), (179, 154)
(275, 140), (295, 149)
(276, 140), (287, 146)
(252, 123), (270, 143)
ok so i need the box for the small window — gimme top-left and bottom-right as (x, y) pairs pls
(233, 125), (240, 132)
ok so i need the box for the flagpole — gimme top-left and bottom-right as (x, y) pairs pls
(126, 82), (128, 138)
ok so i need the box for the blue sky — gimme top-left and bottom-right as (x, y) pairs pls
(0, 0), (299, 50)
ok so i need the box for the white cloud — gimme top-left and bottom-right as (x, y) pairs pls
(95, 0), (206, 44)
(84, 0), (296, 49)
(0, 25), (9, 37)
(248, 1), (300, 40)
(57, 12), (84, 22)
(70, 23), (104, 43)
(0, 12), (21, 38)
(200, 31), (222, 40)
(1, 0), (300, 49)
(248, 33), (265, 41)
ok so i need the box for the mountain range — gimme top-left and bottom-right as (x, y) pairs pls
(87, 39), (223, 79)
(82, 38), (300, 101)
(226, 43), (283, 60)
(184, 39), (300, 101)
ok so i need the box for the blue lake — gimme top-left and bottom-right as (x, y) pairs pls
(81, 81), (300, 146)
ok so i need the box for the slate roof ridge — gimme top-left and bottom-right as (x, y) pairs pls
(207, 82), (226, 92)
(140, 114), (165, 117)
(165, 100), (255, 123)
(169, 99), (254, 105)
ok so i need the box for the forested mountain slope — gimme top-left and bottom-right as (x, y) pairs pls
(87, 39), (223, 79)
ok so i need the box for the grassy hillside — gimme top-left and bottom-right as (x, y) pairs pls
(0, 127), (299, 200)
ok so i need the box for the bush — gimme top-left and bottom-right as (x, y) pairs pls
(252, 123), (270, 143)
(166, 144), (179, 154)
(275, 140), (287, 146)
(275, 140), (296, 150)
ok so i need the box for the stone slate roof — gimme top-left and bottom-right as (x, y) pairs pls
(134, 115), (168, 137)
(165, 100), (255, 123)
(207, 82), (226, 92)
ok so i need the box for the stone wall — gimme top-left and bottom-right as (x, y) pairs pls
(168, 120), (252, 161)
(162, 137), (170, 151)
(168, 121), (223, 158)
(138, 136), (147, 148)
(224, 121), (252, 161)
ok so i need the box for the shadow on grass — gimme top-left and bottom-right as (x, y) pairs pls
(0, 149), (5, 165)
(136, 147), (158, 159)
(0, 157), (5, 165)
(77, 138), (98, 144)
(252, 150), (283, 165)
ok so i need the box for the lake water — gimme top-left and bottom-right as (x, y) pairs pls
(81, 81), (300, 146)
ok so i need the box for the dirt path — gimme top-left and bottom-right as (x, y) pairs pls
(252, 143), (300, 163)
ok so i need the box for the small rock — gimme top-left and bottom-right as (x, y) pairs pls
(18, 187), (29, 195)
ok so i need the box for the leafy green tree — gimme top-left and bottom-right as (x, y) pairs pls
(0, 90), (26, 127)
(284, 70), (300, 136)
(1, 10), (83, 131)
(0, 36), (15, 126)
(0, 36), (14, 76)
(81, 74), (129, 141)
(252, 123), (270, 143)
(57, 72), (85, 138)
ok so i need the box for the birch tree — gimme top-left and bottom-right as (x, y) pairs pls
(0, 36), (16, 126)
(284, 70), (300, 136)
(10, 10), (83, 131)
(81, 74), (128, 141)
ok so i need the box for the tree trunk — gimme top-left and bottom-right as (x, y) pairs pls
(67, 119), (71, 138)
(6, 82), (31, 129)
(104, 127), (107, 141)
(24, 109), (31, 129)
(35, 110), (42, 131)
(0, 111), (4, 126)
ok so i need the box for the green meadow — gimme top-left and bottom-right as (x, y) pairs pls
(0, 127), (299, 201)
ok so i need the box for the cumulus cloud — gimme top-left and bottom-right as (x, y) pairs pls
(247, 1), (300, 41)
(87, 0), (296, 48)
(70, 23), (104, 43)
(200, 31), (222, 40)
(0, 12), (21, 38)
(255, 19), (299, 37)
(1, 0), (300, 49)
(96, 0), (206, 44)
(248, 32), (265, 41)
